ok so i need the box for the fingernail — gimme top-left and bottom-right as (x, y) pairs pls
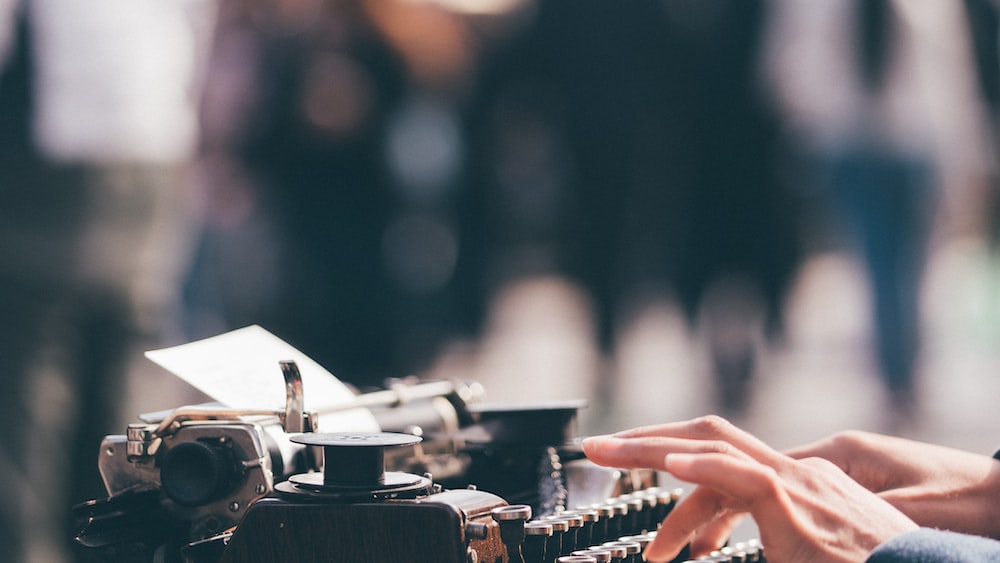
(582, 435), (615, 446)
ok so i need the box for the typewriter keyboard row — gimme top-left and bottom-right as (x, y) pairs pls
(513, 487), (766, 563)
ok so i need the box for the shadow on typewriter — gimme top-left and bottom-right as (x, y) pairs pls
(73, 364), (764, 563)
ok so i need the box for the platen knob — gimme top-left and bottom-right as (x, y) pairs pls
(161, 440), (236, 507)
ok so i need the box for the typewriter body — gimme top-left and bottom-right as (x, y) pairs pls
(75, 350), (764, 563)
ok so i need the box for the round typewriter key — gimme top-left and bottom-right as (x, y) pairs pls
(622, 497), (644, 535)
(592, 504), (614, 544)
(525, 522), (554, 535)
(524, 521), (553, 563)
(492, 505), (532, 561)
(635, 493), (658, 532)
(492, 504), (533, 521)
(566, 508), (598, 547)
(742, 539), (763, 561)
(593, 543), (626, 562)
(715, 546), (747, 563)
(552, 513), (583, 553)
(654, 489), (673, 524)
(619, 534), (653, 550)
(605, 502), (628, 541)
(619, 534), (653, 562)
(603, 540), (641, 563)
(546, 518), (569, 558)
(557, 557), (596, 563)
(547, 518), (570, 532)
(575, 549), (612, 563)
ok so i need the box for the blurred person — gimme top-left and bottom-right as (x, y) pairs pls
(0, 0), (214, 561)
(185, 0), (417, 389)
(761, 1), (995, 424)
(187, 0), (535, 389)
(632, 1), (802, 416)
(964, 0), (1000, 249)
(583, 416), (1000, 562)
(466, 0), (802, 416)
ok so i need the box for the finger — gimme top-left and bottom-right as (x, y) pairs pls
(612, 415), (783, 465)
(581, 434), (753, 472)
(689, 510), (748, 556)
(644, 485), (728, 563)
(643, 452), (789, 562)
(665, 451), (784, 509)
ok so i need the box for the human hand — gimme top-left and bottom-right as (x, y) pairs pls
(581, 416), (918, 563)
(787, 430), (1000, 539)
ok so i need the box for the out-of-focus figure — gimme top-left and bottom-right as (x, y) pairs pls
(185, 0), (417, 388)
(185, 0), (535, 388)
(761, 0), (996, 425)
(0, 0), (214, 561)
(467, 0), (803, 416)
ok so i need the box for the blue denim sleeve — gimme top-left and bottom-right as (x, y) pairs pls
(867, 528), (1000, 562)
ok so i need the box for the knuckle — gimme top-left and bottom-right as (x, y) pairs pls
(704, 439), (736, 456)
(798, 455), (839, 473)
(754, 464), (785, 497)
(692, 414), (733, 437)
(829, 429), (875, 450)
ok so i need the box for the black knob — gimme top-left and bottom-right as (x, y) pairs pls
(160, 440), (234, 506)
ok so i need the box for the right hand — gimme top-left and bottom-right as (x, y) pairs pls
(582, 416), (919, 562)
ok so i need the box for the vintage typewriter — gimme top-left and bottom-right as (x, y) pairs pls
(74, 356), (765, 563)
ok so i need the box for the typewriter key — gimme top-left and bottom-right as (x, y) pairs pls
(621, 497), (644, 535)
(594, 504), (617, 544)
(712, 546), (747, 563)
(618, 534), (653, 551)
(550, 513), (583, 553)
(605, 502), (628, 540)
(565, 507), (599, 547)
(492, 505), (533, 563)
(593, 543), (626, 563)
(546, 518), (570, 560)
(524, 521), (554, 563)
(574, 549), (611, 563)
(602, 540), (641, 563)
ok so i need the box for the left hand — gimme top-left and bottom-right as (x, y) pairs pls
(581, 416), (918, 563)
(786, 430), (1000, 539)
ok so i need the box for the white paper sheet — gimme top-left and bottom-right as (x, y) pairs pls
(145, 325), (379, 432)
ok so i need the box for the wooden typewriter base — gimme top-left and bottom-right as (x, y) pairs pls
(219, 490), (510, 563)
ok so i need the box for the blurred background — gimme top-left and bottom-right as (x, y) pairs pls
(2, 0), (1000, 561)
